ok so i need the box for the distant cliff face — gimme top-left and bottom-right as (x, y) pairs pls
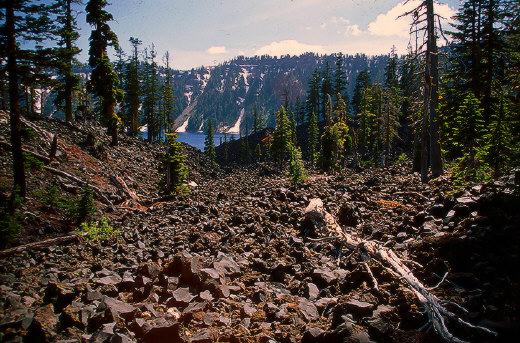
(172, 53), (391, 133)
(42, 53), (390, 132)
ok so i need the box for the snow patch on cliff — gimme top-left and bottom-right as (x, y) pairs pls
(227, 108), (244, 134)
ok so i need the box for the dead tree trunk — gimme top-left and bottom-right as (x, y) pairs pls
(303, 198), (496, 343)
(426, 0), (443, 178)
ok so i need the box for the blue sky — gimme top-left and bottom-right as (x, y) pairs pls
(74, 0), (462, 70)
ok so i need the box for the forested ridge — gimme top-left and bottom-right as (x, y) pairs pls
(1, 1), (520, 342)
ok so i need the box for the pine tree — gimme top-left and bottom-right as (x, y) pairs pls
(319, 122), (351, 172)
(351, 69), (372, 117)
(308, 111), (319, 165)
(86, 0), (123, 146)
(124, 37), (141, 136)
(162, 51), (176, 133)
(484, 89), (513, 177)
(306, 68), (321, 120)
(204, 119), (216, 163)
(288, 146), (307, 186)
(2, 0), (56, 197)
(320, 61), (333, 116)
(357, 87), (375, 152)
(449, 92), (489, 183)
(334, 52), (348, 105)
(382, 86), (401, 155)
(272, 106), (292, 166)
(381, 52), (401, 156)
(253, 105), (260, 133)
(334, 93), (349, 125)
(142, 44), (160, 142)
(163, 133), (188, 194)
(447, 0), (505, 125)
(53, 0), (82, 122)
(325, 94), (333, 126)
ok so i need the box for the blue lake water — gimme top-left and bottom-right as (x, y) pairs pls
(141, 131), (237, 150)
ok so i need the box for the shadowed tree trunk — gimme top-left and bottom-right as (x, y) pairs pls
(6, 1), (26, 197)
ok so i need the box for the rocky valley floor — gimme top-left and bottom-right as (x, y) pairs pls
(1, 113), (519, 343)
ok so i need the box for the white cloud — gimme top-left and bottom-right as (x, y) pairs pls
(332, 16), (350, 24)
(255, 40), (326, 56)
(345, 24), (363, 37)
(368, 0), (455, 38)
(206, 46), (228, 54)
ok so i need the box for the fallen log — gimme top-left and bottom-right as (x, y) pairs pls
(303, 198), (496, 343)
(20, 116), (54, 142)
(0, 233), (81, 258)
(109, 175), (141, 203)
(0, 140), (51, 165)
(43, 166), (113, 206)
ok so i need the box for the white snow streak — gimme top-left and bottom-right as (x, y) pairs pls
(176, 117), (189, 133)
(240, 67), (250, 94)
(227, 108), (244, 134)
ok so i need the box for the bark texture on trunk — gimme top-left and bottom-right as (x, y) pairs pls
(6, 2), (26, 197)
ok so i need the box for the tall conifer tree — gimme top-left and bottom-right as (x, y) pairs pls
(53, 0), (82, 122)
(86, 0), (123, 146)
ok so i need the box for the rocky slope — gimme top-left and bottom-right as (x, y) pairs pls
(1, 114), (519, 343)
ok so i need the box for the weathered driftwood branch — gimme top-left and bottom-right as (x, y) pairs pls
(109, 175), (141, 203)
(43, 166), (113, 206)
(304, 198), (496, 343)
(0, 233), (81, 258)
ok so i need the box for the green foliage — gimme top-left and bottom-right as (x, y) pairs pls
(124, 37), (142, 135)
(21, 127), (36, 141)
(320, 122), (351, 172)
(77, 216), (120, 241)
(204, 120), (216, 163)
(396, 153), (409, 165)
(253, 105), (261, 133)
(357, 87), (375, 150)
(288, 146), (307, 186)
(308, 111), (319, 165)
(163, 133), (188, 194)
(86, 0), (123, 144)
(35, 183), (96, 224)
(69, 185), (96, 224)
(272, 106), (293, 164)
(35, 183), (62, 209)
(451, 152), (493, 188)
(0, 191), (23, 248)
(23, 153), (43, 172)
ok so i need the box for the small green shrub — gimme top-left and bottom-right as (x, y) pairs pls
(36, 183), (96, 224)
(0, 191), (23, 248)
(77, 217), (120, 241)
(176, 184), (191, 195)
(396, 153), (409, 164)
(66, 185), (96, 224)
(451, 152), (493, 188)
(21, 127), (36, 141)
(35, 182), (62, 209)
(288, 146), (307, 186)
(23, 153), (43, 172)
